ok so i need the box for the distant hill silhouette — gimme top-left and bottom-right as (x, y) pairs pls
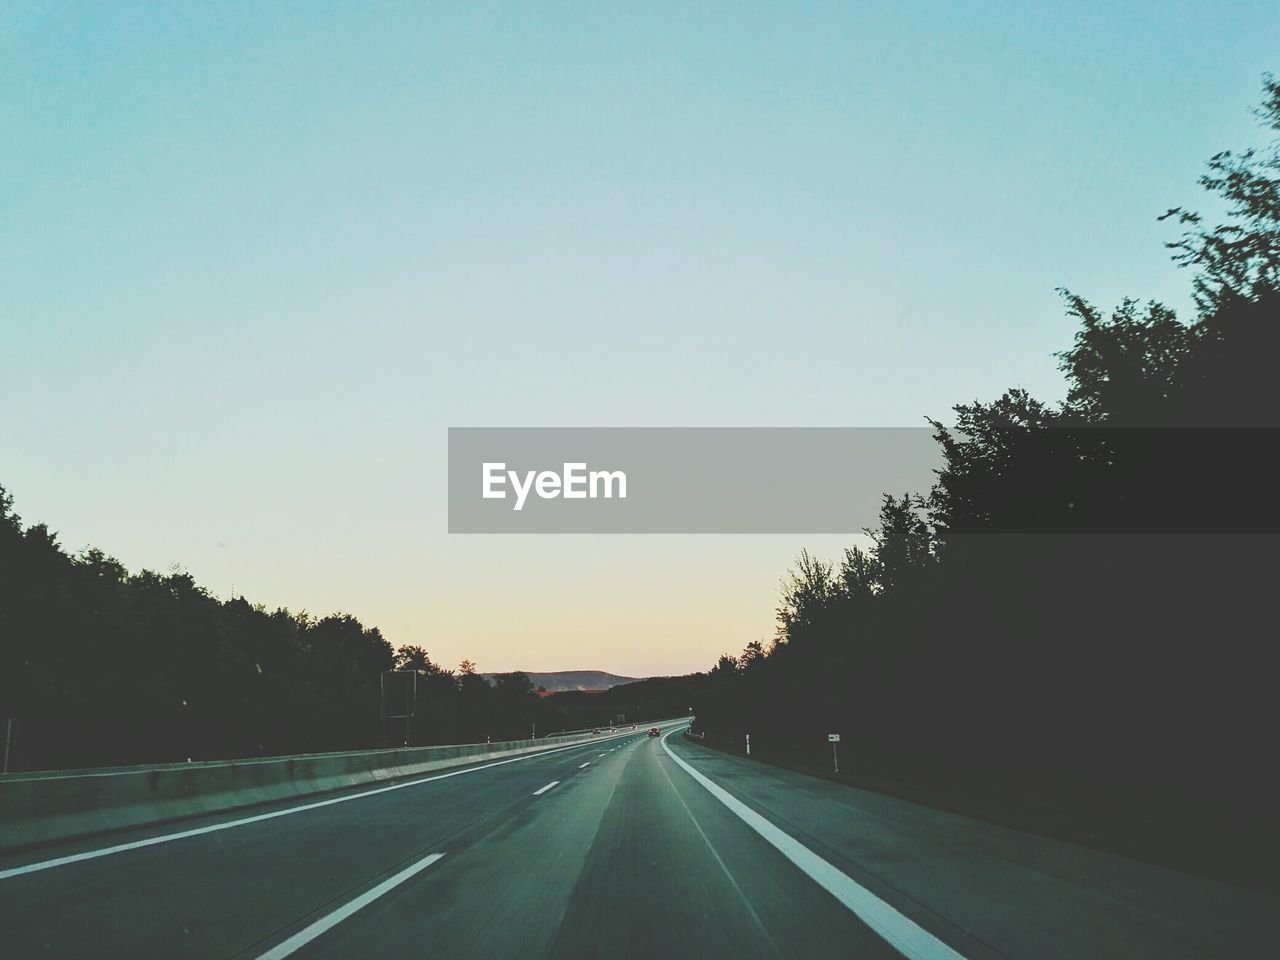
(483, 670), (642, 693)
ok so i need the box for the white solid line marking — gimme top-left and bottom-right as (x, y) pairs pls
(578, 762), (591, 768)
(253, 852), (445, 959)
(532, 781), (559, 796)
(661, 730), (967, 960)
(0, 732), (635, 881)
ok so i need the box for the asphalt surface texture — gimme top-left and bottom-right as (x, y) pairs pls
(1, 721), (1273, 959)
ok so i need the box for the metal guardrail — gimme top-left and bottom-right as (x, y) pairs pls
(2, 719), (696, 852)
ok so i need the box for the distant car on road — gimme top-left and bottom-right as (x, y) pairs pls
(648, 727), (660, 737)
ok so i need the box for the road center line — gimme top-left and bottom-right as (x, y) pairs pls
(578, 762), (591, 768)
(0, 733), (632, 881)
(532, 781), (559, 796)
(252, 852), (445, 959)
(661, 730), (968, 960)
(656, 752), (786, 959)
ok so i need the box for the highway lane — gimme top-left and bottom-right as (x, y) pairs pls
(295, 726), (897, 960)
(0, 721), (899, 959)
(2, 722), (1273, 959)
(663, 735), (1276, 960)
(0, 727), (653, 958)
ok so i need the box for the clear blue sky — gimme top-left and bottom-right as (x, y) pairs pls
(2, 2), (1276, 674)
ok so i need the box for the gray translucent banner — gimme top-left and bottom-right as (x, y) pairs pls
(448, 428), (942, 533)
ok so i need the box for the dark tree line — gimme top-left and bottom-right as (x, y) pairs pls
(0, 505), (688, 771)
(0, 499), (400, 770)
(692, 79), (1280, 884)
(391, 646), (701, 745)
(386, 650), (544, 746)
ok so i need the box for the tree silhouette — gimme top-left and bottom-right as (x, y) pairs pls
(691, 77), (1280, 889)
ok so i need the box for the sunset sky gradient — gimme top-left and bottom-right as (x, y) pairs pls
(3, 2), (1276, 675)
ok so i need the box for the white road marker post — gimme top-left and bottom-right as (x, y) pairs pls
(745, 733), (751, 757)
(828, 733), (840, 773)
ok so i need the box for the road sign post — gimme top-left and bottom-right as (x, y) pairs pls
(380, 671), (418, 747)
(828, 733), (840, 773)
(2, 718), (15, 774)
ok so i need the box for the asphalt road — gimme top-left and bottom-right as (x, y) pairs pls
(1, 722), (1273, 959)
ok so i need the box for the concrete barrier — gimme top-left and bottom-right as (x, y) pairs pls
(0, 725), (681, 853)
